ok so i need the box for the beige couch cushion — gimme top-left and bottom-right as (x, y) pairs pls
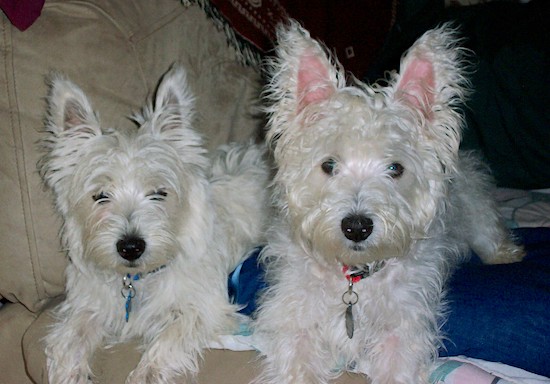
(0, 0), (261, 312)
(23, 304), (369, 384)
(0, 303), (37, 384)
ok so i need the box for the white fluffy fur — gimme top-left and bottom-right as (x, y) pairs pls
(252, 21), (524, 384)
(39, 65), (270, 384)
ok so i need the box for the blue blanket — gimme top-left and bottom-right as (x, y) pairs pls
(228, 228), (550, 377)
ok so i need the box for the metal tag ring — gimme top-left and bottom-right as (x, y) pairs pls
(121, 286), (136, 299)
(342, 290), (358, 306)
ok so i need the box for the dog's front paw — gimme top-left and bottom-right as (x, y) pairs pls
(490, 239), (526, 264)
(48, 369), (94, 384)
(126, 367), (160, 384)
(126, 365), (194, 384)
(47, 356), (95, 384)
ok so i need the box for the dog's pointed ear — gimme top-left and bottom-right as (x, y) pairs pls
(139, 65), (208, 167)
(395, 57), (436, 114)
(393, 24), (469, 172)
(39, 74), (102, 200)
(45, 74), (101, 137)
(152, 64), (195, 133)
(265, 20), (342, 153)
(270, 21), (339, 111)
(295, 49), (336, 109)
(270, 22), (342, 110)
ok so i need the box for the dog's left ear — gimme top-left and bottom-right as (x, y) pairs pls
(155, 64), (195, 119)
(152, 64), (196, 133)
(138, 64), (202, 144)
(394, 23), (469, 172)
(138, 64), (208, 167)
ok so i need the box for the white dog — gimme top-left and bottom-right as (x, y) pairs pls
(39, 65), (270, 384)
(252, 22), (524, 384)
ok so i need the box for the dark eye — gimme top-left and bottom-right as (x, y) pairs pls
(321, 158), (338, 176)
(148, 189), (168, 201)
(387, 163), (404, 178)
(92, 192), (110, 204)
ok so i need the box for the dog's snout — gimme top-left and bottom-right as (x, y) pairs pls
(117, 236), (146, 261)
(341, 214), (373, 243)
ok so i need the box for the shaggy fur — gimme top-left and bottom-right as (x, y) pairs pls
(39, 65), (270, 384)
(252, 21), (524, 384)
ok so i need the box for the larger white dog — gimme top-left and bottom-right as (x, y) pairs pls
(39, 65), (270, 384)
(252, 22), (523, 384)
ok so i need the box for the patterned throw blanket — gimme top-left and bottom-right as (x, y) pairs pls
(190, 0), (396, 78)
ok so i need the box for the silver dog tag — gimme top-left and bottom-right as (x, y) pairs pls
(345, 303), (354, 339)
(342, 279), (358, 339)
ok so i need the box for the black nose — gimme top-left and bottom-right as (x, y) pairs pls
(117, 236), (146, 261)
(341, 214), (373, 243)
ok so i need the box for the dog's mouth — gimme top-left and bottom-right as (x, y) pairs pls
(350, 243), (367, 252)
(125, 260), (140, 269)
(115, 260), (143, 274)
(117, 257), (169, 275)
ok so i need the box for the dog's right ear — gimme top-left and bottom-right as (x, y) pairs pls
(264, 20), (342, 147)
(268, 20), (341, 109)
(39, 75), (102, 205)
(45, 74), (101, 137)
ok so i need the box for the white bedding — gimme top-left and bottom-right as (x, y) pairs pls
(495, 188), (550, 229)
(435, 356), (550, 384)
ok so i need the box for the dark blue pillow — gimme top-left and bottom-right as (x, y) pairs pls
(228, 247), (265, 316)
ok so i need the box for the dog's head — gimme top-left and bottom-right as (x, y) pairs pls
(265, 21), (469, 265)
(39, 66), (212, 274)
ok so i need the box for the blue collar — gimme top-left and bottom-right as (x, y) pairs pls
(120, 265), (166, 322)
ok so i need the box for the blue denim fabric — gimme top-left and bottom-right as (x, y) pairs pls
(440, 228), (550, 377)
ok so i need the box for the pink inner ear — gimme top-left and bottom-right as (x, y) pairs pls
(64, 99), (87, 130)
(297, 53), (334, 109)
(398, 58), (435, 113)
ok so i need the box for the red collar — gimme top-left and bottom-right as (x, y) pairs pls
(342, 261), (386, 283)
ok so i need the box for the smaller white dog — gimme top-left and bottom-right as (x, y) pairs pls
(252, 22), (524, 384)
(39, 65), (270, 384)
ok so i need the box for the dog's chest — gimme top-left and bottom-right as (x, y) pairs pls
(103, 272), (170, 336)
(306, 262), (390, 338)
(293, 268), (388, 367)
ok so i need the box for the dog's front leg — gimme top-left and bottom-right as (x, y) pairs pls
(365, 325), (435, 384)
(254, 327), (335, 384)
(126, 311), (207, 384)
(45, 309), (105, 384)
